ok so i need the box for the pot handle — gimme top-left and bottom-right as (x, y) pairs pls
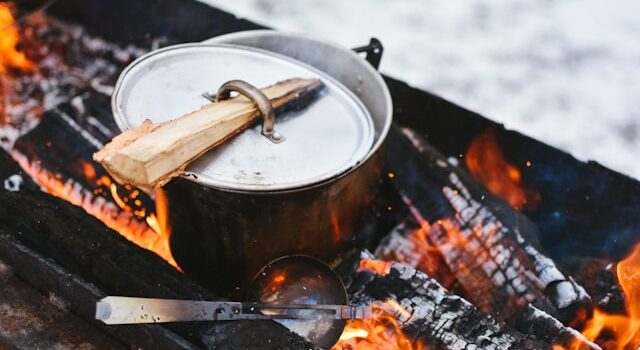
(215, 80), (285, 144)
(352, 38), (384, 70)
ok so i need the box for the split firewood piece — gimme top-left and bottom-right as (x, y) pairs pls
(94, 78), (323, 192)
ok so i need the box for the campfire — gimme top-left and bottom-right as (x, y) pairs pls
(0, 1), (639, 349)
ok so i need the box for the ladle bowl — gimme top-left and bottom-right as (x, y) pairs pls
(249, 255), (348, 349)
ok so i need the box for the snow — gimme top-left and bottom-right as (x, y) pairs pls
(198, 0), (640, 179)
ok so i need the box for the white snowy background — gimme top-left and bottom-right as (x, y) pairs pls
(200, 0), (640, 179)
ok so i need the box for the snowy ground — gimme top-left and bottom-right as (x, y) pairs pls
(199, 0), (640, 179)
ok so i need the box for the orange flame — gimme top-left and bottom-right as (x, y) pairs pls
(0, 2), (35, 74)
(570, 244), (640, 349)
(10, 150), (180, 269)
(333, 301), (425, 350)
(378, 220), (458, 289)
(465, 129), (540, 210)
(1, 2), (36, 125)
(376, 195), (460, 289)
(358, 258), (392, 276)
(145, 188), (178, 270)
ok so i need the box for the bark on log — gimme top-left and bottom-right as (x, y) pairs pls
(0, 148), (314, 350)
(381, 126), (591, 324)
(94, 78), (323, 191)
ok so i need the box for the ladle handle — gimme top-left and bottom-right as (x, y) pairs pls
(95, 296), (371, 324)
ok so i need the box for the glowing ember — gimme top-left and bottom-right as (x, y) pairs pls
(465, 129), (540, 210)
(80, 159), (96, 182)
(333, 301), (425, 350)
(571, 244), (640, 349)
(0, 3), (34, 74)
(358, 258), (392, 276)
(374, 195), (458, 289)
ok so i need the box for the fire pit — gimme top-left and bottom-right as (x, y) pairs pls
(1, 1), (639, 349)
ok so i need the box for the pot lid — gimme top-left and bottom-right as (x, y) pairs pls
(112, 43), (375, 192)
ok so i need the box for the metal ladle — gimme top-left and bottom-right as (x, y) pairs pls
(96, 255), (369, 349)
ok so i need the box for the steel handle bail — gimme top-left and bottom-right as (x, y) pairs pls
(215, 80), (285, 143)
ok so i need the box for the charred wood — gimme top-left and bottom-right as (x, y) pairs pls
(0, 12), (144, 147)
(382, 126), (591, 323)
(374, 221), (459, 292)
(514, 305), (601, 350)
(9, 109), (169, 263)
(573, 258), (625, 315)
(12, 107), (156, 219)
(351, 259), (550, 350)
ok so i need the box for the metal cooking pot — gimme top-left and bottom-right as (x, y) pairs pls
(111, 31), (392, 296)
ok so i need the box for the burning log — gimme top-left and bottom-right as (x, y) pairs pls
(351, 257), (549, 350)
(94, 78), (324, 191)
(351, 256), (601, 350)
(515, 305), (601, 350)
(382, 126), (591, 324)
(0, 148), (314, 349)
(576, 244), (640, 349)
(11, 107), (179, 267)
(374, 222), (598, 349)
(573, 258), (626, 315)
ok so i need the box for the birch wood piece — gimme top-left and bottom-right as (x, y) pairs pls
(94, 78), (322, 191)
